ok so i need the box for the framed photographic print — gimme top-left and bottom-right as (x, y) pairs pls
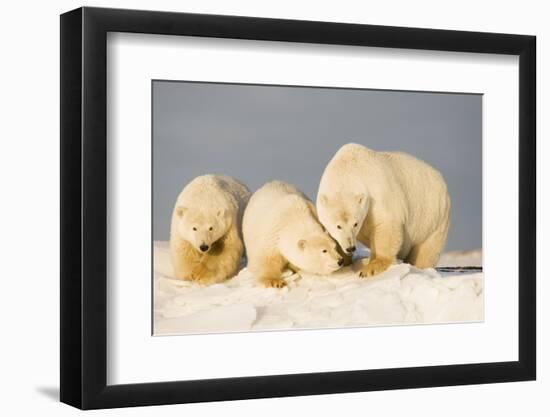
(60, 6), (536, 409)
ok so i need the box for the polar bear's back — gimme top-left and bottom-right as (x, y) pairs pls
(176, 174), (250, 212)
(243, 181), (314, 254)
(244, 180), (307, 227)
(381, 151), (450, 239)
(324, 143), (445, 190)
(319, 144), (378, 196)
(381, 151), (448, 198)
(252, 180), (306, 203)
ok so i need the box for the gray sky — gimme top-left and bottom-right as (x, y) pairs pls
(153, 81), (481, 251)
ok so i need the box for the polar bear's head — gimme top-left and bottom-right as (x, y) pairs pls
(316, 193), (368, 255)
(173, 206), (231, 253)
(282, 233), (344, 275)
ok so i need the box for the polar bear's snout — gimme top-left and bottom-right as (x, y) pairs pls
(199, 243), (210, 252)
(337, 235), (357, 255)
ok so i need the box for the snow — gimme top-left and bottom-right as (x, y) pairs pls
(153, 242), (483, 335)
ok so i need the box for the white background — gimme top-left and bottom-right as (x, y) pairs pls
(0, 0), (546, 415)
(108, 33), (518, 384)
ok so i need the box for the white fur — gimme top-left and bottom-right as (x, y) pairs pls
(170, 175), (250, 284)
(317, 143), (451, 274)
(243, 181), (343, 288)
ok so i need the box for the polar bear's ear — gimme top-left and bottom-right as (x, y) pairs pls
(297, 239), (307, 250)
(216, 209), (227, 218)
(318, 194), (329, 205)
(356, 194), (367, 205)
(175, 206), (187, 217)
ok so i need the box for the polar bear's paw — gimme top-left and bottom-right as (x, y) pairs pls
(359, 258), (392, 278)
(195, 274), (226, 286)
(262, 277), (287, 289)
(189, 263), (225, 286)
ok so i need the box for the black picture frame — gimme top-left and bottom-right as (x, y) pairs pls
(60, 6), (536, 410)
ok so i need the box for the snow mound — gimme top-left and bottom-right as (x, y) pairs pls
(154, 242), (483, 335)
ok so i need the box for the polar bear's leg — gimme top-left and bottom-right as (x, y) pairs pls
(250, 253), (287, 288)
(172, 257), (194, 281)
(406, 222), (449, 268)
(192, 251), (239, 285)
(358, 221), (403, 277)
(170, 239), (199, 281)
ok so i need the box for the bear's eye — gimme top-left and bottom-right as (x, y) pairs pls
(337, 225), (342, 229)
(209, 227), (213, 231)
(322, 249), (327, 253)
(192, 227), (197, 231)
(353, 222), (358, 227)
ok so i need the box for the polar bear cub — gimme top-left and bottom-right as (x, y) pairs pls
(170, 174), (251, 285)
(243, 181), (344, 288)
(317, 143), (451, 277)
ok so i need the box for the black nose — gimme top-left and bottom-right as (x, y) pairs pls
(346, 246), (356, 253)
(200, 244), (209, 252)
(337, 258), (344, 266)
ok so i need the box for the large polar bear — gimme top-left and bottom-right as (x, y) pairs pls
(317, 143), (451, 277)
(243, 181), (344, 288)
(170, 175), (251, 285)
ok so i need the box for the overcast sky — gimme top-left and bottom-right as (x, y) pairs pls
(153, 81), (482, 251)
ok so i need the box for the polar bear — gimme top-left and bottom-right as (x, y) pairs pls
(243, 181), (344, 288)
(170, 174), (251, 285)
(317, 143), (451, 277)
